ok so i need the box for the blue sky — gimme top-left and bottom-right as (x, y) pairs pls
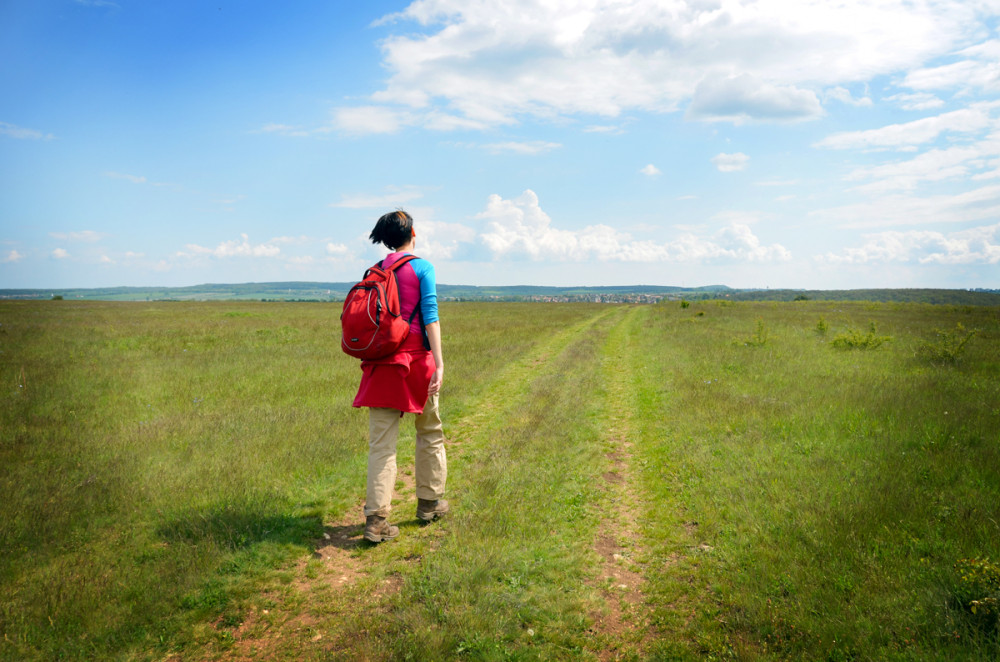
(2, 0), (999, 290)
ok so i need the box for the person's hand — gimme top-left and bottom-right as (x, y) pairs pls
(428, 366), (444, 396)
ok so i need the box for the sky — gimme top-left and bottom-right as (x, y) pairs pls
(2, 0), (999, 290)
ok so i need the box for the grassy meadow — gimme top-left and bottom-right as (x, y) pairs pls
(1, 299), (998, 660)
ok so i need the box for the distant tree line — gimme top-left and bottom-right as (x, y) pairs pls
(2, 284), (998, 306)
(689, 288), (1000, 306)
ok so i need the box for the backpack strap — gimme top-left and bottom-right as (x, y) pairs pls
(379, 254), (419, 272)
(381, 253), (423, 324)
(381, 254), (429, 348)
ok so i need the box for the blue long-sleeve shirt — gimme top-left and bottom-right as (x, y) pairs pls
(382, 252), (438, 336)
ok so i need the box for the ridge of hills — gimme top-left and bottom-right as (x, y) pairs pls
(2, 282), (999, 305)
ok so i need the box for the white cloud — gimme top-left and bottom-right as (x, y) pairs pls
(844, 134), (1000, 192)
(883, 92), (945, 111)
(903, 39), (1000, 94)
(415, 219), (477, 259)
(334, 106), (415, 134)
(422, 111), (492, 132)
(0, 121), (54, 140)
(51, 248), (69, 259)
(639, 164), (661, 176)
(333, 0), (976, 134)
(810, 183), (1000, 229)
(478, 190), (587, 260)
(100, 255), (115, 264)
(182, 234), (280, 258)
(811, 97), (1000, 239)
(2, 250), (24, 263)
(687, 74), (823, 123)
(478, 189), (789, 263)
(821, 223), (1000, 264)
(326, 242), (350, 257)
(584, 124), (625, 134)
(815, 105), (996, 150)
(712, 152), (750, 172)
(49, 230), (104, 242)
(709, 223), (792, 262)
(330, 186), (425, 208)
(481, 141), (561, 155)
(825, 86), (872, 107)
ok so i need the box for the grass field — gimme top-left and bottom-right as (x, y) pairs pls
(1, 299), (998, 660)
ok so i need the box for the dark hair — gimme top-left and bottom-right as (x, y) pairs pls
(369, 210), (413, 250)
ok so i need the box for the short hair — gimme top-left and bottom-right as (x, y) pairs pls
(369, 210), (413, 250)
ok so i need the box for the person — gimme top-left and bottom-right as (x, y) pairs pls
(353, 210), (449, 543)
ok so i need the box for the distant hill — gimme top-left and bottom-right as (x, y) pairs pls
(1, 283), (998, 306)
(0, 282), (731, 302)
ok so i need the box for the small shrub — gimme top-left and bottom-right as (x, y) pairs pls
(680, 300), (690, 309)
(794, 294), (810, 301)
(917, 322), (977, 364)
(743, 318), (768, 347)
(954, 557), (1000, 634)
(832, 321), (891, 350)
(815, 317), (828, 335)
(51, 294), (64, 300)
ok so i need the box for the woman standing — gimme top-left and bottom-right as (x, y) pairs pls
(353, 210), (448, 543)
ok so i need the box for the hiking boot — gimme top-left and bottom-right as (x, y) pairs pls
(364, 515), (399, 543)
(416, 498), (449, 522)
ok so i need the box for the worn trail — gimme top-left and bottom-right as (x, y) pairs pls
(589, 305), (654, 660)
(214, 305), (631, 660)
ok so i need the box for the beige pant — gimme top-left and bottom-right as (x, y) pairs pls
(365, 394), (447, 517)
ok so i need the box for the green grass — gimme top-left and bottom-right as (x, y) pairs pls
(631, 300), (1000, 660)
(1, 299), (999, 660)
(0, 301), (598, 660)
(331, 308), (625, 660)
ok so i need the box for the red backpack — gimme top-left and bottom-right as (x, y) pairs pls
(340, 255), (419, 360)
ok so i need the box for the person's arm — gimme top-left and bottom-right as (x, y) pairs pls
(413, 258), (443, 395)
(426, 321), (444, 395)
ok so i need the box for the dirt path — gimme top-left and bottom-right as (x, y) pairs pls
(589, 306), (653, 659)
(208, 307), (628, 661)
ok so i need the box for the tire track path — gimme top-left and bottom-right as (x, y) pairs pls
(447, 305), (624, 444)
(589, 305), (653, 659)
(214, 305), (626, 660)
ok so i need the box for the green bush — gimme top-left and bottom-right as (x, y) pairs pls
(743, 317), (768, 347)
(917, 322), (977, 364)
(954, 557), (1000, 633)
(832, 321), (891, 350)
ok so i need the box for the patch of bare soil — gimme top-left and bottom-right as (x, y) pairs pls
(209, 501), (365, 661)
(211, 402), (473, 662)
(217, 470), (421, 661)
(589, 429), (653, 661)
